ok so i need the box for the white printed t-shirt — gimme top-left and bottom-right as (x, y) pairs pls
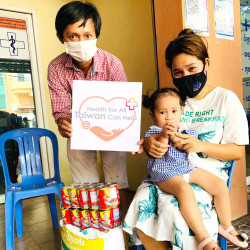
(180, 86), (249, 180)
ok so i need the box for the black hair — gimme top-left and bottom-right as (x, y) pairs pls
(165, 28), (209, 69)
(55, 1), (102, 40)
(142, 88), (186, 113)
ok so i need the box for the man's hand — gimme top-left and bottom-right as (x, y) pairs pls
(132, 138), (144, 155)
(57, 117), (72, 138)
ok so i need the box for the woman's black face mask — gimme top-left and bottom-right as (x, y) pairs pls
(172, 67), (207, 98)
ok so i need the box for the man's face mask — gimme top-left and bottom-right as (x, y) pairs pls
(64, 39), (97, 62)
(172, 67), (207, 98)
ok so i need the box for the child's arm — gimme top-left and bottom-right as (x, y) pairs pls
(158, 128), (170, 145)
(164, 123), (184, 150)
(156, 126), (170, 153)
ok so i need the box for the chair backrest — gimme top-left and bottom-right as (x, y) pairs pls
(227, 160), (235, 192)
(0, 128), (61, 190)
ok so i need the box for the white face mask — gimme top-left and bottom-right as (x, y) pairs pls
(64, 39), (97, 62)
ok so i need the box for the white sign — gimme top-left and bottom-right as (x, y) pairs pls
(215, 0), (234, 40)
(241, 2), (250, 115)
(71, 81), (142, 152)
(185, 0), (209, 36)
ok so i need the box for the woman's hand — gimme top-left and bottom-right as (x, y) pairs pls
(174, 132), (245, 160)
(173, 132), (203, 153)
(57, 117), (72, 138)
(144, 134), (169, 158)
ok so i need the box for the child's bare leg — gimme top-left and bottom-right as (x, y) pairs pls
(189, 169), (238, 236)
(156, 177), (220, 249)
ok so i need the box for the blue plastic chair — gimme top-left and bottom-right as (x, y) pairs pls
(0, 128), (65, 250)
(134, 160), (236, 250)
(218, 160), (235, 250)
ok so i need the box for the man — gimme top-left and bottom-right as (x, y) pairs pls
(48, 1), (128, 212)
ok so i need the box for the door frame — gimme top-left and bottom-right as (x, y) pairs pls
(0, 5), (52, 203)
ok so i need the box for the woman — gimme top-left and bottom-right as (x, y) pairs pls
(123, 29), (249, 250)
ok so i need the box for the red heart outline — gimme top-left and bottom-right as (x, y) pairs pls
(78, 96), (136, 141)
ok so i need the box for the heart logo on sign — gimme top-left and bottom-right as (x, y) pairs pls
(78, 96), (138, 141)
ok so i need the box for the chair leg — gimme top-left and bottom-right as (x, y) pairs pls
(15, 200), (23, 238)
(48, 193), (59, 229)
(134, 245), (143, 250)
(5, 193), (15, 250)
(218, 235), (227, 250)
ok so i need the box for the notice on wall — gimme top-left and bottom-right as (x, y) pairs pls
(0, 17), (30, 60)
(185, 0), (209, 36)
(215, 0), (234, 40)
(71, 81), (142, 152)
(241, 1), (250, 115)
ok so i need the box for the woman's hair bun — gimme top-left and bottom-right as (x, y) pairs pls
(178, 28), (195, 37)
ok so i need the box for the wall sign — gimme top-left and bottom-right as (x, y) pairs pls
(0, 17), (30, 60)
(215, 0), (234, 40)
(185, 0), (209, 36)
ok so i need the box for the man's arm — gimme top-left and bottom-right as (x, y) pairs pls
(48, 63), (72, 122)
(110, 56), (127, 82)
(48, 62), (72, 138)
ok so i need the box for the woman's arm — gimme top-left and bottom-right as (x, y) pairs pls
(174, 132), (245, 161)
